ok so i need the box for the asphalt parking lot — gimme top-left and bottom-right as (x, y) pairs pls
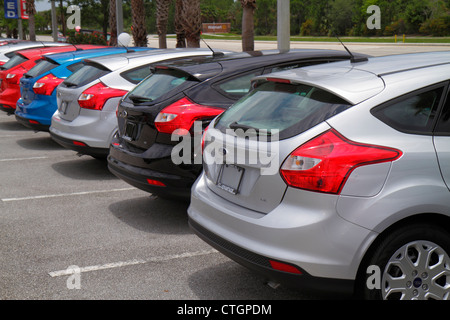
(0, 111), (335, 300)
(1, 41), (449, 301)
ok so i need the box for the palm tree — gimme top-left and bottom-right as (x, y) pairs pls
(59, 0), (66, 36)
(156, 0), (170, 48)
(154, 0), (199, 49)
(109, 0), (117, 46)
(175, 0), (186, 47)
(25, 0), (36, 41)
(241, 0), (256, 51)
(131, 0), (148, 47)
(181, 0), (201, 48)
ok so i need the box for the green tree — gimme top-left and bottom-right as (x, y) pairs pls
(181, 0), (201, 47)
(109, 0), (117, 45)
(254, 0), (276, 35)
(328, 0), (354, 36)
(131, 0), (147, 46)
(156, 0), (170, 48)
(25, 0), (37, 41)
(241, 0), (256, 51)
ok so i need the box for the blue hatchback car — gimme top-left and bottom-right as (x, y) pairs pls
(15, 46), (152, 131)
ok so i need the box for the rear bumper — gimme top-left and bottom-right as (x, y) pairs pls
(189, 218), (355, 295)
(188, 172), (378, 293)
(15, 97), (55, 131)
(0, 103), (15, 114)
(49, 109), (117, 157)
(0, 86), (20, 112)
(107, 154), (193, 200)
(50, 130), (109, 158)
(15, 113), (49, 131)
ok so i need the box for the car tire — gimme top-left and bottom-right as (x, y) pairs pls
(360, 223), (450, 300)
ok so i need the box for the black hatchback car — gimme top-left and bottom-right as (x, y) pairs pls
(108, 49), (366, 199)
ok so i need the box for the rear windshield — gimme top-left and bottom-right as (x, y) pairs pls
(125, 68), (195, 104)
(61, 63), (110, 88)
(215, 81), (352, 140)
(5, 52), (17, 59)
(0, 54), (28, 70)
(25, 59), (59, 78)
(120, 64), (153, 84)
(66, 61), (84, 73)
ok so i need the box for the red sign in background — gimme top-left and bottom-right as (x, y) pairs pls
(20, 0), (29, 19)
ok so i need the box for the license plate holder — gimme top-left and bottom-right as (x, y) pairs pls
(59, 101), (68, 114)
(123, 121), (137, 141)
(217, 164), (244, 195)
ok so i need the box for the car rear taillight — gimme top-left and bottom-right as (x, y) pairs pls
(78, 82), (128, 111)
(280, 129), (402, 194)
(154, 97), (223, 135)
(5, 72), (19, 85)
(33, 73), (64, 95)
(5, 66), (26, 84)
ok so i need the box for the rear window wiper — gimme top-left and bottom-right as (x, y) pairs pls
(129, 94), (153, 103)
(229, 121), (272, 136)
(63, 81), (78, 87)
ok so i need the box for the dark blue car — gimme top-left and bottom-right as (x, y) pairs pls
(15, 46), (152, 131)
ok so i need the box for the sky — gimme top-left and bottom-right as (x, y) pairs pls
(36, 0), (52, 12)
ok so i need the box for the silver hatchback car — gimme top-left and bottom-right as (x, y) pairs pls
(188, 51), (450, 300)
(50, 48), (225, 158)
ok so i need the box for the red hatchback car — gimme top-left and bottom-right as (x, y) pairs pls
(0, 44), (105, 114)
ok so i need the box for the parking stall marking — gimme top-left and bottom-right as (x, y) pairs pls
(48, 249), (218, 277)
(0, 156), (48, 162)
(1, 187), (136, 202)
(0, 134), (41, 138)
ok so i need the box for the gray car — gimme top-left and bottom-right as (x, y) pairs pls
(188, 51), (450, 300)
(0, 41), (68, 65)
(50, 48), (229, 158)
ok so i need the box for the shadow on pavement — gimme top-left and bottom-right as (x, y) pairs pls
(108, 195), (191, 235)
(16, 135), (65, 151)
(51, 157), (117, 180)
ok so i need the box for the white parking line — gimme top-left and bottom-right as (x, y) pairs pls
(0, 156), (48, 162)
(48, 250), (218, 277)
(0, 134), (39, 138)
(1, 187), (136, 202)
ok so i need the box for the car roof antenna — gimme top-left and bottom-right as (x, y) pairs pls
(71, 43), (82, 51)
(201, 35), (224, 58)
(335, 35), (368, 63)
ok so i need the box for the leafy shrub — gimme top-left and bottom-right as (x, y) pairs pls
(419, 16), (450, 36)
(67, 30), (108, 45)
(300, 19), (314, 36)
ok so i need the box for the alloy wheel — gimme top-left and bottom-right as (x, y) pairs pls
(382, 240), (450, 300)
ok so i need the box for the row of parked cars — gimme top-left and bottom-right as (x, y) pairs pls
(1, 37), (449, 300)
